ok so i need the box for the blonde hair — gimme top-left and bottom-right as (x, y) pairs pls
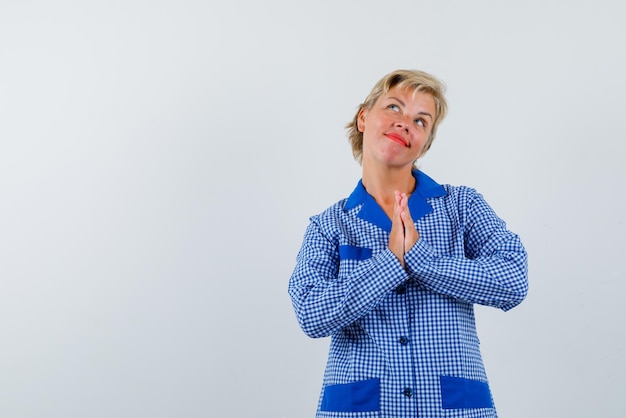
(346, 69), (448, 164)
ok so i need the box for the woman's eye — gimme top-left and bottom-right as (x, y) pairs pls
(387, 104), (400, 112)
(415, 118), (426, 127)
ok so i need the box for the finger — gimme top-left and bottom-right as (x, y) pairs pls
(399, 194), (419, 250)
(395, 190), (403, 211)
(389, 191), (406, 267)
(400, 193), (412, 223)
(389, 218), (405, 266)
(393, 192), (403, 224)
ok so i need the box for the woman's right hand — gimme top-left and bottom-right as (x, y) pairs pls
(389, 191), (406, 267)
(389, 191), (419, 268)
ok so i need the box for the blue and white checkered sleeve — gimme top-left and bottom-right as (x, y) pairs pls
(288, 216), (408, 338)
(405, 190), (528, 311)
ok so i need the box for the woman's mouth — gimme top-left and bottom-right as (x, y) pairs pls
(385, 133), (409, 147)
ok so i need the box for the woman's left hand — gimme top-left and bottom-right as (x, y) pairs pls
(396, 191), (419, 253)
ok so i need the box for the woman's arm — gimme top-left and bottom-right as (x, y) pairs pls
(288, 216), (408, 338)
(405, 190), (528, 311)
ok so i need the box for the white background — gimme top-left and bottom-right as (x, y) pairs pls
(1, 1), (624, 417)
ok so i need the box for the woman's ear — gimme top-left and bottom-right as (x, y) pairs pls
(357, 108), (367, 133)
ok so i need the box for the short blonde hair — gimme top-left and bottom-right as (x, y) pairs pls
(346, 69), (448, 164)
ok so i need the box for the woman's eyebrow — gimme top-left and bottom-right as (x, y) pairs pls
(389, 96), (433, 119)
(388, 96), (405, 106)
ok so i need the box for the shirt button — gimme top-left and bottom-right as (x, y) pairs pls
(395, 284), (407, 294)
(399, 336), (409, 345)
(403, 388), (412, 397)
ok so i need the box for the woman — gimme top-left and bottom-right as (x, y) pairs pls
(288, 69), (528, 417)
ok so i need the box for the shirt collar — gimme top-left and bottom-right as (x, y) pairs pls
(344, 170), (447, 233)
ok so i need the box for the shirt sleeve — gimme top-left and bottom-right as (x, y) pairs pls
(288, 216), (408, 338)
(404, 189), (528, 311)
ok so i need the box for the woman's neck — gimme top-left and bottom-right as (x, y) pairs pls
(361, 164), (416, 208)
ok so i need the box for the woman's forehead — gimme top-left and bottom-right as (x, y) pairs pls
(379, 86), (435, 105)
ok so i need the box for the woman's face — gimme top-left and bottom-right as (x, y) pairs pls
(358, 86), (436, 169)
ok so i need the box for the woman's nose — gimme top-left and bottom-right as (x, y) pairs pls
(395, 116), (410, 131)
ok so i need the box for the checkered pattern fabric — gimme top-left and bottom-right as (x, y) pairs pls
(288, 171), (528, 418)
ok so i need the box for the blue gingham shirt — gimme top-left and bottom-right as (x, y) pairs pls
(288, 170), (528, 418)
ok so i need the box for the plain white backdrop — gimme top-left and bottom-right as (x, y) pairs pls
(1, 1), (624, 417)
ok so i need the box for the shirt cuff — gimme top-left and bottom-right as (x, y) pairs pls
(404, 238), (435, 279)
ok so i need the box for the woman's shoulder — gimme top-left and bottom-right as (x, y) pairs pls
(304, 198), (351, 243)
(436, 183), (489, 216)
(437, 183), (503, 225)
(415, 170), (480, 205)
(441, 183), (478, 199)
(310, 198), (350, 224)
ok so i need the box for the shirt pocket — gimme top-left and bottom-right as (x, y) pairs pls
(320, 378), (380, 413)
(338, 245), (372, 261)
(337, 245), (373, 279)
(440, 375), (494, 410)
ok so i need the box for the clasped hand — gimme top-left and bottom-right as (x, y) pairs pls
(389, 191), (419, 268)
